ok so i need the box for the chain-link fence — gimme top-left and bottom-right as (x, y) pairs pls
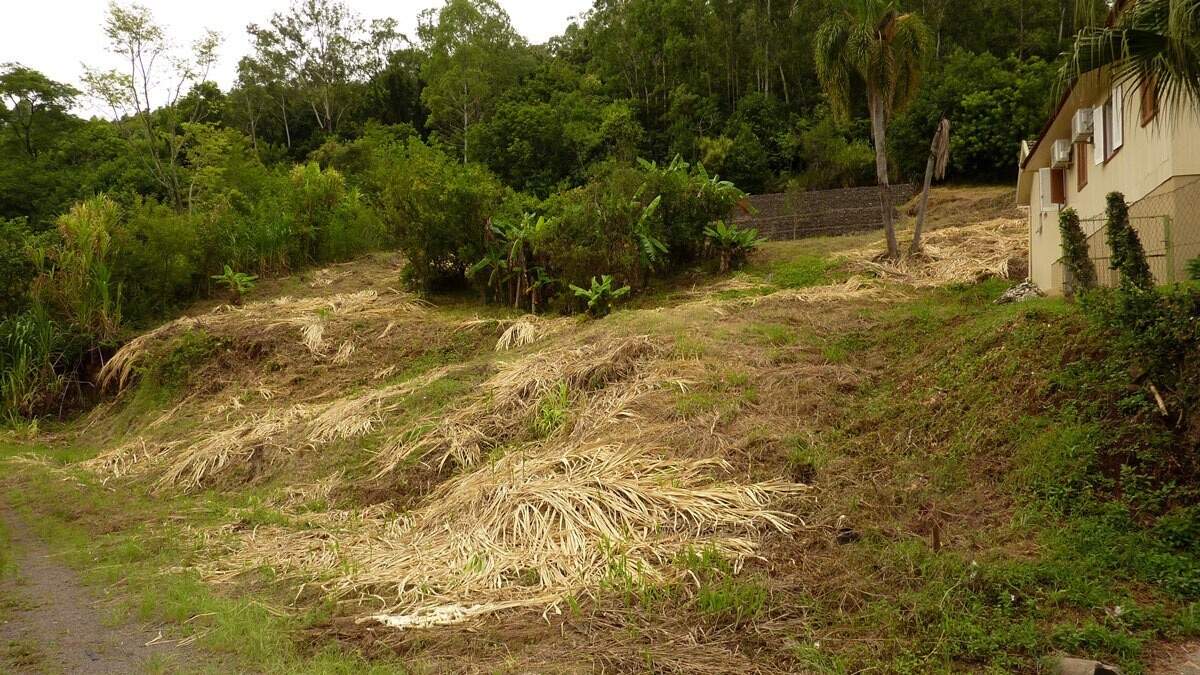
(1054, 177), (1200, 288)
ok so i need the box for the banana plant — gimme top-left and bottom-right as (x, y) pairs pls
(467, 248), (510, 304)
(704, 220), (766, 273)
(211, 264), (258, 305)
(569, 275), (631, 318)
(631, 195), (667, 279)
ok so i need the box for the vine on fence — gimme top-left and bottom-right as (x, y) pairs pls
(1105, 192), (1154, 292)
(1059, 208), (1096, 298)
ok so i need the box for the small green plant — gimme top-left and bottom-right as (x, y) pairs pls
(1059, 208), (1097, 297)
(569, 275), (631, 318)
(704, 220), (766, 273)
(532, 382), (571, 437)
(1186, 256), (1200, 282)
(631, 194), (668, 277)
(748, 322), (797, 347)
(211, 265), (258, 305)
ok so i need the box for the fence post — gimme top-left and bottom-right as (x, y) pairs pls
(1163, 215), (1175, 284)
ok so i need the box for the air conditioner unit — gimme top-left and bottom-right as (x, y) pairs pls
(1051, 139), (1073, 168)
(1072, 108), (1094, 142)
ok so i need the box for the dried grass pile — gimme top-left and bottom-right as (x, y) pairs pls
(83, 365), (467, 491)
(207, 443), (805, 626)
(457, 315), (571, 352)
(376, 335), (663, 473)
(98, 289), (428, 393)
(845, 218), (1026, 287)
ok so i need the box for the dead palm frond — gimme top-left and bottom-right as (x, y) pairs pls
(375, 336), (662, 473)
(206, 443), (808, 627)
(98, 289), (428, 393)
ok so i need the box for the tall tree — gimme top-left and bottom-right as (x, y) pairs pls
(815, 0), (932, 258)
(418, 0), (532, 162)
(247, 0), (399, 138)
(0, 65), (79, 158)
(83, 2), (221, 211)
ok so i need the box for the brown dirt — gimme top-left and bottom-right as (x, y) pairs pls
(0, 507), (195, 674)
(1149, 641), (1200, 674)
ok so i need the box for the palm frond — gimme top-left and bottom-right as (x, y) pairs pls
(1060, 0), (1200, 113)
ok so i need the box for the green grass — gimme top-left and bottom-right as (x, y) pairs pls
(532, 382), (571, 437)
(785, 279), (1200, 673)
(0, 455), (425, 674)
(746, 322), (798, 347)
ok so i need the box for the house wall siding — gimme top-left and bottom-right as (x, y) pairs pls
(1025, 87), (1200, 292)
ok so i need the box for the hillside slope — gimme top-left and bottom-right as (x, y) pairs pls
(2, 187), (1197, 674)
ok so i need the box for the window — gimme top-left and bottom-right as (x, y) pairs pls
(1094, 85), (1125, 164)
(1077, 141), (1088, 189)
(1141, 76), (1159, 126)
(1039, 168), (1066, 210)
(1051, 168), (1066, 206)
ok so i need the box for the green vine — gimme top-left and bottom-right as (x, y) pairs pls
(1058, 208), (1096, 298)
(1104, 192), (1153, 292)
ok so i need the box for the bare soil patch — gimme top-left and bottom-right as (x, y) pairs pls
(0, 507), (196, 674)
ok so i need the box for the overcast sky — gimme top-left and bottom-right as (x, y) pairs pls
(1, 0), (593, 115)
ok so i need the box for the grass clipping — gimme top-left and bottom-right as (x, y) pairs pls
(98, 288), (427, 393)
(378, 335), (663, 472)
(845, 217), (1026, 287)
(208, 443), (804, 628)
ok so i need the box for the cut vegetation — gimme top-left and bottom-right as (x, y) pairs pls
(1, 187), (1197, 673)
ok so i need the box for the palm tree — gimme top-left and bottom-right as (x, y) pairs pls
(814, 0), (932, 259)
(1062, 0), (1200, 111)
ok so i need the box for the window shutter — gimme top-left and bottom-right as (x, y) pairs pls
(1112, 85), (1124, 150)
(1051, 169), (1066, 205)
(1076, 141), (1088, 188)
(1094, 105), (1106, 165)
(1039, 168), (1052, 210)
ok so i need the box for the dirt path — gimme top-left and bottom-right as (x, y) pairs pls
(0, 508), (190, 674)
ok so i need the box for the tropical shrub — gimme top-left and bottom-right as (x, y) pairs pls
(535, 164), (645, 293)
(705, 220), (766, 273)
(211, 265), (258, 305)
(31, 196), (123, 342)
(373, 138), (509, 292)
(111, 198), (200, 321)
(570, 275), (630, 318)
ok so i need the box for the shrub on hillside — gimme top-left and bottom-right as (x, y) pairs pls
(1078, 283), (1200, 529)
(31, 196), (123, 342)
(0, 305), (77, 420)
(111, 198), (200, 322)
(0, 217), (37, 316)
(535, 164), (646, 295)
(372, 138), (510, 292)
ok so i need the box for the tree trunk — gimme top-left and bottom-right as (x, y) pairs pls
(869, 94), (899, 259)
(911, 117), (950, 256)
(281, 98), (292, 149)
(911, 154), (936, 256)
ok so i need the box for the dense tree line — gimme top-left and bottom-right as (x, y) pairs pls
(0, 0), (1098, 229)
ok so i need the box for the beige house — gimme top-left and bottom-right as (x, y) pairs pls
(1016, 71), (1200, 293)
